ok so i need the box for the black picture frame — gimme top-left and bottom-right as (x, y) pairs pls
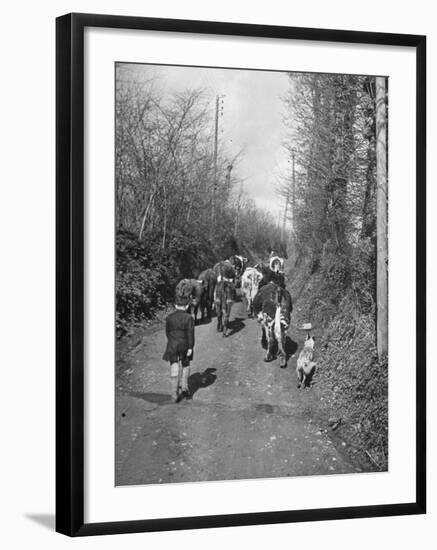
(56, 12), (426, 537)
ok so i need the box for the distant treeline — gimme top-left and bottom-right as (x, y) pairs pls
(115, 70), (285, 336)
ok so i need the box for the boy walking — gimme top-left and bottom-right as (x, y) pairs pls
(162, 293), (195, 403)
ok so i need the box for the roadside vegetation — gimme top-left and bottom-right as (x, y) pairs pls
(281, 73), (388, 470)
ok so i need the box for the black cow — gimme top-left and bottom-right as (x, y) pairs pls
(214, 279), (234, 337)
(229, 255), (247, 288)
(213, 260), (236, 281)
(256, 263), (286, 289)
(253, 282), (293, 367)
(197, 268), (217, 319)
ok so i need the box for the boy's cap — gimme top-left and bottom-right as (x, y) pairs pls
(175, 291), (190, 306)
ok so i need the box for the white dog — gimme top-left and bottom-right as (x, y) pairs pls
(296, 335), (316, 389)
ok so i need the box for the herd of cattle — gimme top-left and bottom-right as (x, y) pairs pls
(175, 253), (294, 368)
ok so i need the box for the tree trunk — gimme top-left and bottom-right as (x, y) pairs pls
(161, 187), (168, 250)
(138, 189), (155, 241)
(162, 210), (167, 249)
(375, 77), (388, 360)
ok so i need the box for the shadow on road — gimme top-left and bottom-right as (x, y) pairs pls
(189, 367), (217, 397)
(227, 317), (245, 337)
(129, 391), (173, 405)
(195, 316), (212, 327)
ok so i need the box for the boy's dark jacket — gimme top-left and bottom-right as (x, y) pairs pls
(162, 309), (195, 362)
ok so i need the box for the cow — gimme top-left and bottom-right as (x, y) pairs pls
(214, 279), (234, 337)
(175, 279), (205, 325)
(213, 260), (236, 282)
(241, 267), (263, 318)
(256, 258), (286, 290)
(253, 282), (293, 367)
(257, 267), (286, 290)
(197, 268), (217, 319)
(229, 255), (248, 288)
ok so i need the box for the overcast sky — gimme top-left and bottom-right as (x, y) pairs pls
(118, 63), (291, 219)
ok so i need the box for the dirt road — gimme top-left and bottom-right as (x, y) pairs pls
(116, 299), (357, 486)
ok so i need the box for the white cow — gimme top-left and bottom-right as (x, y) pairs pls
(241, 267), (263, 318)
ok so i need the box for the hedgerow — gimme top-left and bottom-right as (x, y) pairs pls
(289, 245), (388, 471)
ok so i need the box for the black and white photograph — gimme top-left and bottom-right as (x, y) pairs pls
(0, 0), (431, 545)
(115, 62), (389, 486)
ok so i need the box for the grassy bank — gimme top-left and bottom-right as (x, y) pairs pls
(289, 251), (388, 471)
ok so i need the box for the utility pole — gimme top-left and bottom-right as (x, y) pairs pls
(376, 77), (388, 361)
(281, 189), (289, 242)
(291, 150), (296, 232)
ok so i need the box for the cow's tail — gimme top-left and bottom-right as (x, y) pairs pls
(274, 303), (282, 342)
